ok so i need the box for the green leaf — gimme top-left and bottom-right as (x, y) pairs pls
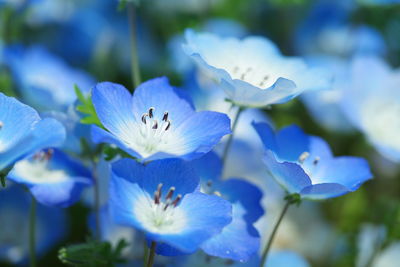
(102, 146), (135, 161)
(58, 239), (128, 267)
(74, 85), (103, 128)
(0, 165), (13, 188)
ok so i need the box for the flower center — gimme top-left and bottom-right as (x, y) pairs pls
(230, 66), (271, 88)
(138, 107), (171, 154)
(298, 151), (320, 179)
(135, 183), (185, 233)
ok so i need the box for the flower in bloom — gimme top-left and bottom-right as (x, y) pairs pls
(253, 122), (372, 199)
(91, 77), (231, 162)
(109, 158), (232, 253)
(7, 148), (93, 207)
(0, 93), (66, 171)
(183, 29), (330, 108)
(341, 56), (400, 162)
(0, 185), (66, 264)
(3, 46), (94, 112)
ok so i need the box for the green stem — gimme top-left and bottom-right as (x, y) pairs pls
(146, 242), (157, 267)
(259, 200), (291, 267)
(127, 3), (141, 89)
(222, 106), (244, 171)
(29, 195), (37, 267)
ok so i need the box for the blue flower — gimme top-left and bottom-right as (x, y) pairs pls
(109, 158), (232, 253)
(3, 46), (95, 112)
(0, 185), (67, 264)
(7, 148), (93, 207)
(91, 77), (231, 162)
(340, 56), (400, 162)
(183, 29), (330, 108)
(253, 122), (372, 199)
(155, 152), (264, 262)
(0, 93), (66, 171)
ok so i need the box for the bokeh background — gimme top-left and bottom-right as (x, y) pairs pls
(1, 0), (400, 266)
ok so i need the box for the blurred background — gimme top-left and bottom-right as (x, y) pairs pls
(0, 0), (400, 266)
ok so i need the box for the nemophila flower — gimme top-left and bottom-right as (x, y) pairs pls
(7, 148), (93, 207)
(356, 224), (386, 267)
(3, 46), (94, 112)
(371, 242), (400, 267)
(183, 30), (330, 108)
(109, 158), (232, 253)
(0, 185), (66, 264)
(341, 56), (400, 162)
(253, 122), (372, 200)
(91, 77), (231, 162)
(0, 93), (66, 171)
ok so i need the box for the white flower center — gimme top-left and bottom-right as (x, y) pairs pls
(228, 65), (274, 88)
(135, 107), (172, 156)
(134, 184), (186, 234)
(12, 150), (68, 184)
(297, 151), (322, 184)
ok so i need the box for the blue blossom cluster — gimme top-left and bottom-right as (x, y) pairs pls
(0, 0), (399, 266)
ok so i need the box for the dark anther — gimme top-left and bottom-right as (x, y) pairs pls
(207, 180), (213, 187)
(162, 112), (169, 122)
(166, 187), (175, 200)
(45, 149), (54, 160)
(149, 107), (155, 118)
(154, 183), (163, 204)
(152, 120), (158, 130)
(172, 194), (182, 207)
(165, 121), (171, 131)
(141, 113), (148, 124)
(259, 75), (270, 87)
(0, 121), (3, 130)
(313, 157), (320, 165)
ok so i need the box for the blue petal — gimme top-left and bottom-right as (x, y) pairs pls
(112, 158), (200, 197)
(132, 77), (195, 127)
(215, 178), (264, 223)
(252, 122), (278, 152)
(201, 202), (260, 262)
(310, 156), (372, 190)
(263, 151), (311, 194)
(300, 183), (350, 200)
(275, 125), (309, 162)
(91, 82), (137, 142)
(191, 151), (222, 184)
(0, 118), (66, 170)
(91, 125), (141, 159)
(147, 192), (232, 253)
(173, 111), (231, 161)
(0, 93), (40, 154)
(154, 242), (190, 257)
(301, 136), (333, 173)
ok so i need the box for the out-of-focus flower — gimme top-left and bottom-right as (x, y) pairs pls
(109, 158), (232, 253)
(0, 93), (66, 170)
(253, 122), (372, 199)
(3, 46), (94, 112)
(184, 30), (330, 108)
(7, 148), (92, 207)
(300, 56), (354, 132)
(91, 77), (231, 162)
(371, 242), (400, 267)
(356, 224), (386, 267)
(341, 56), (400, 163)
(265, 250), (310, 267)
(0, 185), (67, 264)
(149, 0), (225, 14)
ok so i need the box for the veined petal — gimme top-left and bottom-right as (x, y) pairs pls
(300, 183), (350, 200)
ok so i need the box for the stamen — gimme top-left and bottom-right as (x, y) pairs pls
(233, 66), (239, 74)
(162, 112), (169, 122)
(165, 121), (171, 131)
(44, 149), (54, 161)
(313, 157), (320, 165)
(153, 183), (163, 204)
(214, 191), (222, 197)
(152, 120), (158, 130)
(259, 75), (270, 87)
(172, 194), (182, 207)
(149, 107), (155, 118)
(141, 113), (148, 124)
(240, 67), (252, 80)
(207, 180), (213, 187)
(0, 121), (3, 130)
(299, 152), (310, 164)
(166, 187), (175, 200)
